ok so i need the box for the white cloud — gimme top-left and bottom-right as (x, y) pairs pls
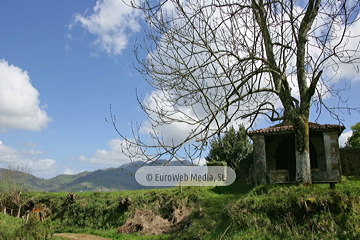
(70, 0), (141, 55)
(65, 34), (73, 53)
(312, 12), (360, 83)
(28, 159), (56, 172)
(69, 138), (133, 166)
(339, 130), (353, 147)
(0, 141), (56, 175)
(139, 90), (198, 146)
(139, 86), (261, 149)
(21, 149), (44, 156)
(196, 158), (207, 166)
(0, 141), (18, 161)
(0, 59), (52, 131)
(63, 168), (75, 175)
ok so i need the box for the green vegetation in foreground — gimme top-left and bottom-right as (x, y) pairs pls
(1, 177), (360, 239)
(0, 212), (63, 240)
(0, 212), (22, 236)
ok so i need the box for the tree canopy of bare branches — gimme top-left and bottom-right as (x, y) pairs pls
(0, 164), (31, 217)
(109, 0), (360, 183)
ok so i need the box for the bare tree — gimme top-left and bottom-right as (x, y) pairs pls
(109, 0), (360, 184)
(0, 164), (31, 217)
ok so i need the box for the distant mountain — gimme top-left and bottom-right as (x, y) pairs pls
(0, 160), (196, 192)
(27, 171), (91, 191)
(0, 168), (91, 192)
(52, 159), (195, 192)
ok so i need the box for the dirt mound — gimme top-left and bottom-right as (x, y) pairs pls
(117, 206), (192, 235)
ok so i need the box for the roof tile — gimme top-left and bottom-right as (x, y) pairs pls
(248, 122), (345, 135)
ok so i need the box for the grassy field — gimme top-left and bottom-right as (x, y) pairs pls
(1, 176), (360, 239)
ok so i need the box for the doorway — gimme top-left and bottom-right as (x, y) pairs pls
(276, 139), (317, 181)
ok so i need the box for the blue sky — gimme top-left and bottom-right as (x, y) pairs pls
(0, 0), (359, 178)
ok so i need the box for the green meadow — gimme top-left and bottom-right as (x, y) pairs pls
(1, 177), (360, 239)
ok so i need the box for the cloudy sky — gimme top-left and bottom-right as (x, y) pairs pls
(0, 0), (359, 178)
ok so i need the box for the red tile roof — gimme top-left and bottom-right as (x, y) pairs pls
(248, 121), (345, 135)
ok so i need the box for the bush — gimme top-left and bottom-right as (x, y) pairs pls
(15, 214), (54, 240)
(340, 148), (360, 176)
(206, 125), (253, 180)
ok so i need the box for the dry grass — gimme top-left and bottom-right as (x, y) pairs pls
(117, 206), (193, 235)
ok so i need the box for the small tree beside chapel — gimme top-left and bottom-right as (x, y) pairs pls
(206, 126), (252, 171)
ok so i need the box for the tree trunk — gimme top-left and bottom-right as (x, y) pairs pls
(17, 205), (22, 218)
(293, 118), (312, 184)
(295, 140), (312, 183)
